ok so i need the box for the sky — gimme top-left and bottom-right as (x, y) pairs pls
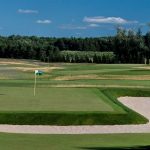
(0, 0), (150, 37)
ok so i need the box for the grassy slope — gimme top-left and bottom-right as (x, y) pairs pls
(0, 133), (150, 150)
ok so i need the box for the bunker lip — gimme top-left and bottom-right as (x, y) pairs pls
(0, 97), (150, 134)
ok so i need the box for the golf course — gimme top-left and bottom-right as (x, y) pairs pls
(1, 0), (150, 149)
(0, 59), (150, 125)
(0, 58), (150, 149)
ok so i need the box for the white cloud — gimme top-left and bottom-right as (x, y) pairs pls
(60, 24), (87, 30)
(83, 16), (138, 24)
(88, 24), (99, 27)
(18, 9), (38, 14)
(36, 20), (52, 24)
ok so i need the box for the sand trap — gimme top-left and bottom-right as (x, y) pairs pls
(0, 97), (150, 134)
(134, 66), (150, 70)
(0, 59), (38, 66)
(118, 97), (150, 122)
(55, 75), (150, 81)
(52, 85), (147, 88)
(15, 66), (63, 72)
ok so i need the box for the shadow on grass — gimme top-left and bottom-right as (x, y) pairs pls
(80, 145), (150, 150)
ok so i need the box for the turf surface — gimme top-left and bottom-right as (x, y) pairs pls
(0, 87), (148, 125)
(0, 87), (114, 112)
(0, 133), (150, 150)
(0, 59), (149, 125)
(0, 59), (150, 149)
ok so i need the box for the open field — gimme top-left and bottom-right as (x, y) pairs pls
(0, 133), (150, 150)
(0, 59), (150, 88)
(0, 59), (150, 149)
(0, 59), (149, 125)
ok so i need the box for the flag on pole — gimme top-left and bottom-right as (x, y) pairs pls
(34, 70), (44, 96)
(35, 70), (44, 76)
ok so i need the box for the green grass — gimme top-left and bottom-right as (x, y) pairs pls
(0, 87), (148, 125)
(0, 87), (114, 112)
(1, 61), (150, 88)
(0, 79), (150, 89)
(0, 133), (150, 150)
(0, 59), (150, 149)
(0, 59), (149, 125)
(51, 64), (150, 76)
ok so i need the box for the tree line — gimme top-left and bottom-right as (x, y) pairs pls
(50, 51), (115, 63)
(0, 28), (150, 64)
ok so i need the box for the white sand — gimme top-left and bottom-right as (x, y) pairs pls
(0, 97), (150, 134)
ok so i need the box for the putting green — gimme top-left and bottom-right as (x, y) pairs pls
(0, 87), (115, 112)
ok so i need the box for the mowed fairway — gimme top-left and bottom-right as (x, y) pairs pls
(0, 87), (113, 112)
(0, 133), (150, 150)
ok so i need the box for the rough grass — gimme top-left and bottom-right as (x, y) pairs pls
(0, 60), (150, 87)
(0, 133), (150, 150)
(0, 111), (146, 125)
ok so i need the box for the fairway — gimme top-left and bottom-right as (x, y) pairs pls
(0, 87), (114, 112)
(0, 133), (150, 150)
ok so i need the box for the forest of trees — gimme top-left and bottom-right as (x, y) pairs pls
(0, 28), (150, 64)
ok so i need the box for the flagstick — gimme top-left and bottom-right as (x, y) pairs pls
(34, 74), (37, 96)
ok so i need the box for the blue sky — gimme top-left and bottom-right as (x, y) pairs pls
(0, 0), (150, 37)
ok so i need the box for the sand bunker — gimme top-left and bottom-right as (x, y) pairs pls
(15, 66), (63, 72)
(55, 75), (150, 81)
